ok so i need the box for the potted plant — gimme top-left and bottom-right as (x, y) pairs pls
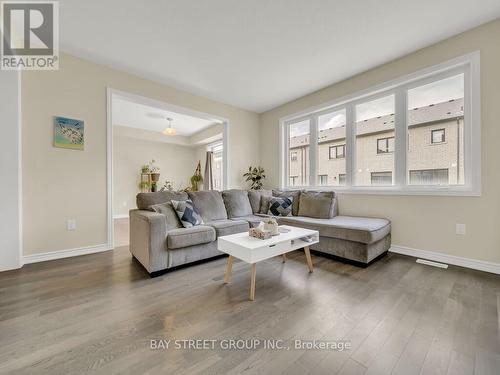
(149, 159), (160, 181)
(139, 180), (151, 193)
(190, 161), (203, 191)
(243, 166), (266, 190)
(141, 165), (150, 174)
(145, 160), (160, 192)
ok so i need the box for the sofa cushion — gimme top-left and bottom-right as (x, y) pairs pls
(272, 190), (301, 216)
(150, 202), (183, 230)
(268, 197), (293, 216)
(188, 190), (228, 222)
(230, 214), (268, 228)
(167, 225), (216, 250)
(206, 219), (249, 237)
(137, 191), (188, 210)
(276, 215), (390, 244)
(222, 189), (253, 218)
(310, 235), (391, 264)
(171, 199), (204, 228)
(260, 195), (273, 214)
(248, 189), (272, 214)
(298, 191), (337, 219)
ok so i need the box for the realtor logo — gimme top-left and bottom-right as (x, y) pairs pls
(1, 1), (59, 70)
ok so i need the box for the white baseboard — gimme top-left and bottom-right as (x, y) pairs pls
(23, 244), (112, 265)
(20, 242), (500, 274)
(113, 214), (129, 219)
(390, 245), (500, 275)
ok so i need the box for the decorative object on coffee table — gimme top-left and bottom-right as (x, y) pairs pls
(264, 218), (279, 235)
(243, 166), (266, 190)
(249, 227), (272, 240)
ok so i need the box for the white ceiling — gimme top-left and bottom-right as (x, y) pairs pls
(112, 97), (216, 136)
(59, 0), (500, 113)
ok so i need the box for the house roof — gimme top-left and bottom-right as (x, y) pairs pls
(290, 98), (464, 148)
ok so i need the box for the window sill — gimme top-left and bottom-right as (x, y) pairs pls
(283, 185), (481, 197)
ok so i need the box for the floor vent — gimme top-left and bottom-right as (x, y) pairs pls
(416, 259), (449, 269)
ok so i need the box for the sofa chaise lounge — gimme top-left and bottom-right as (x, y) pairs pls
(129, 189), (391, 275)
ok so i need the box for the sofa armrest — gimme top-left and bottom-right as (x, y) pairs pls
(129, 209), (168, 273)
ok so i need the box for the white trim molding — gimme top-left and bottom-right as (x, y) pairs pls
(23, 244), (112, 265)
(107, 89), (114, 252)
(390, 245), (500, 275)
(106, 87), (230, 250)
(0, 70), (23, 271)
(113, 214), (129, 220)
(279, 51), (481, 196)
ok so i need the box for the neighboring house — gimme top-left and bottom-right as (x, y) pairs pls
(289, 98), (464, 187)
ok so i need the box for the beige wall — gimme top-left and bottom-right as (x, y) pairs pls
(22, 52), (260, 255)
(189, 123), (224, 145)
(260, 19), (500, 263)
(113, 134), (197, 217)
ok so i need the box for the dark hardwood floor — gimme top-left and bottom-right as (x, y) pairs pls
(1, 246), (499, 374)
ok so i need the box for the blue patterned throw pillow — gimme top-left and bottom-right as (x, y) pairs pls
(268, 196), (293, 216)
(171, 199), (204, 228)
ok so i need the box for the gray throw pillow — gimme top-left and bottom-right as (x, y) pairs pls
(171, 199), (204, 228)
(136, 191), (188, 210)
(188, 190), (228, 222)
(298, 191), (337, 219)
(222, 189), (253, 218)
(267, 197), (293, 216)
(260, 195), (273, 214)
(150, 202), (183, 230)
(248, 189), (272, 214)
(272, 190), (301, 216)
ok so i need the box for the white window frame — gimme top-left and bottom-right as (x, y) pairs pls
(279, 52), (481, 196)
(207, 140), (223, 153)
(207, 140), (224, 190)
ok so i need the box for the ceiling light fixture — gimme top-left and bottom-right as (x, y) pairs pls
(162, 117), (176, 136)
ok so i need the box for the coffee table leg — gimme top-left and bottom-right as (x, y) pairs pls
(304, 246), (313, 273)
(249, 264), (257, 301)
(282, 254), (286, 263)
(224, 256), (234, 284)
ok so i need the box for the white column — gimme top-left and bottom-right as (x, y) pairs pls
(309, 116), (318, 186)
(345, 104), (355, 187)
(394, 87), (407, 188)
(0, 70), (22, 271)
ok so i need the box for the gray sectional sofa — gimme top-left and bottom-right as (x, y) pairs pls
(129, 189), (391, 275)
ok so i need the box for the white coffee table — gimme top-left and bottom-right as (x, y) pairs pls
(217, 225), (319, 301)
